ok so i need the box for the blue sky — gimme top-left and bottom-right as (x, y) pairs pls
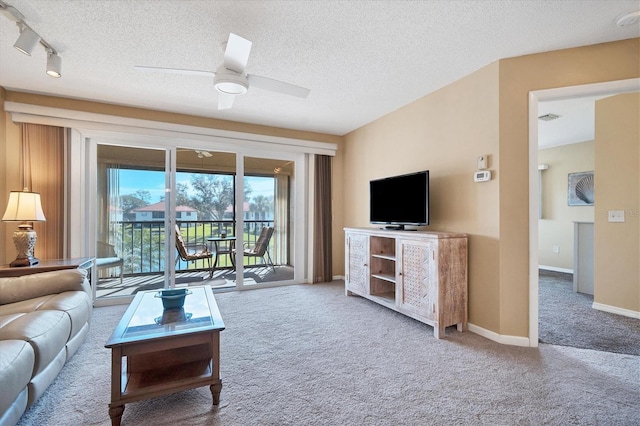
(118, 170), (274, 203)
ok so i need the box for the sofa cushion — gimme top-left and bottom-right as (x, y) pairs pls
(0, 296), (54, 317)
(0, 269), (88, 306)
(0, 311), (70, 376)
(0, 340), (34, 416)
(38, 291), (91, 340)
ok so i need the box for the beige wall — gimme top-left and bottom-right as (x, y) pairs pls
(341, 38), (640, 338)
(1, 89), (23, 264)
(538, 141), (594, 270)
(343, 61), (501, 331)
(594, 93), (639, 312)
(497, 38), (639, 336)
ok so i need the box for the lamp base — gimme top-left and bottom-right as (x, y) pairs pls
(10, 256), (40, 267)
(10, 228), (40, 268)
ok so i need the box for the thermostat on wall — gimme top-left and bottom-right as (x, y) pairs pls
(474, 170), (491, 182)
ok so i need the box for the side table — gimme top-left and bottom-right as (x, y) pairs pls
(0, 257), (94, 278)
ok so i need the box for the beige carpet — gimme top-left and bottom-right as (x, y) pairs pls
(17, 281), (640, 425)
(538, 270), (640, 355)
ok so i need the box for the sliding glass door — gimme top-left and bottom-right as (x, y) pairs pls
(91, 137), (306, 302)
(239, 155), (296, 287)
(95, 144), (171, 299)
(175, 148), (237, 288)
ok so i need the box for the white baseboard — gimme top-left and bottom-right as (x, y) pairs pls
(468, 323), (533, 347)
(538, 265), (573, 274)
(592, 302), (640, 319)
(333, 275), (345, 281)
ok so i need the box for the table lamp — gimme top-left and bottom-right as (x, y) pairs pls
(2, 191), (46, 267)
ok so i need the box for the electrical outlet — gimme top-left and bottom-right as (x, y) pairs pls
(553, 245), (559, 254)
(608, 210), (625, 223)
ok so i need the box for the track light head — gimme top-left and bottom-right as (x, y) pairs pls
(14, 23), (39, 55)
(46, 49), (61, 78)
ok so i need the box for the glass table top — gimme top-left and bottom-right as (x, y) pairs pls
(106, 286), (224, 347)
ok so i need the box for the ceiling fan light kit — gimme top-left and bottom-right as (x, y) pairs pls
(214, 66), (249, 95)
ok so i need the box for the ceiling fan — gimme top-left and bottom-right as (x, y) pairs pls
(177, 148), (212, 158)
(135, 33), (310, 110)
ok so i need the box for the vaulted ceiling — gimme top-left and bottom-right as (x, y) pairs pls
(0, 1), (638, 137)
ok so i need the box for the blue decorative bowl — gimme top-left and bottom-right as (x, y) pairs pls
(155, 288), (192, 309)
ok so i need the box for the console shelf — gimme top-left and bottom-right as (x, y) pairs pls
(344, 227), (468, 338)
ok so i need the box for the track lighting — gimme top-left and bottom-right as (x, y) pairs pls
(1, 0), (62, 78)
(13, 23), (39, 55)
(46, 49), (62, 78)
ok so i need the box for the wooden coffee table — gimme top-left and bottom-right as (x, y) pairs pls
(105, 285), (225, 425)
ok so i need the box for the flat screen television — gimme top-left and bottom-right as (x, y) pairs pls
(369, 170), (429, 230)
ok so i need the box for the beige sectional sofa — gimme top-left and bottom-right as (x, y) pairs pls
(0, 269), (92, 426)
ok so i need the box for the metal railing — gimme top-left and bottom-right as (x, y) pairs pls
(106, 220), (276, 276)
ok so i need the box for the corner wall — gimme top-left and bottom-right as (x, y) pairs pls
(343, 61), (501, 332)
(498, 37), (639, 337)
(341, 38), (639, 341)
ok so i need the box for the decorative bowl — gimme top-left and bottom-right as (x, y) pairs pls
(155, 288), (192, 309)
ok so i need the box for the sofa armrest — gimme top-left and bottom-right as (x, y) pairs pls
(0, 269), (90, 306)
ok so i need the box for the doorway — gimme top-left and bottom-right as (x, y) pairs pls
(528, 78), (640, 347)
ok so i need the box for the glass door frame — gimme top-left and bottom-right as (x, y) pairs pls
(82, 131), (308, 305)
(234, 151), (306, 290)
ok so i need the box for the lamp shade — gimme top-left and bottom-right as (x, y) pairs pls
(2, 191), (46, 222)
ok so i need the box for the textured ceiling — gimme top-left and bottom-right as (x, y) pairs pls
(0, 0), (638, 137)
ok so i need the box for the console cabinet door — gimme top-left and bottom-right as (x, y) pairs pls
(345, 232), (369, 296)
(397, 239), (437, 320)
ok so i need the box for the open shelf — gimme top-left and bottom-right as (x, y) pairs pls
(369, 236), (397, 303)
(123, 359), (212, 397)
(369, 292), (395, 307)
(371, 253), (395, 261)
(371, 273), (395, 283)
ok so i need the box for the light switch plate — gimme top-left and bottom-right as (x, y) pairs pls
(608, 210), (625, 222)
(477, 155), (488, 170)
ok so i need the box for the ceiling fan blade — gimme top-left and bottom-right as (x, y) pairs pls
(223, 33), (252, 74)
(218, 92), (236, 110)
(247, 74), (310, 98)
(134, 65), (216, 77)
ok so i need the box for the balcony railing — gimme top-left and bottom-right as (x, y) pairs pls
(105, 220), (275, 276)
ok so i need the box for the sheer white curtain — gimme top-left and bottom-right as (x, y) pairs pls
(96, 162), (121, 244)
(273, 174), (289, 265)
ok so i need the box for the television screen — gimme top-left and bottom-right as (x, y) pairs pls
(370, 170), (429, 229)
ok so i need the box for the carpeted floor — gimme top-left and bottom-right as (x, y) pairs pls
(538, 270), (640, 356)
(18, 281), (640, 425)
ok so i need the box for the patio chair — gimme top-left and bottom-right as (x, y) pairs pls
(175, 225), (214, 278)
(96, 241), (124, 284)
(234, 226), (275, 272)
